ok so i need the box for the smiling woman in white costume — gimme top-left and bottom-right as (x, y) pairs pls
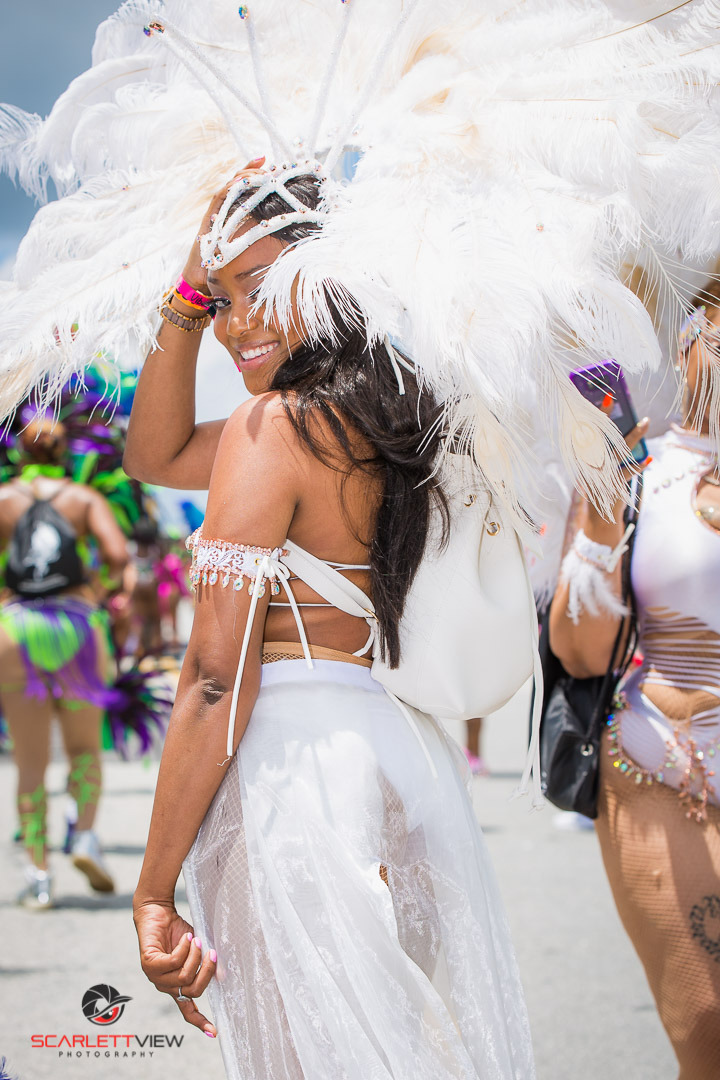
(124, 160), (537, 1078)
(2, 1), (720, 1077)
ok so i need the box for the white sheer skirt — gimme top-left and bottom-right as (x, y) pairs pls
(182, 660), (534, 1080)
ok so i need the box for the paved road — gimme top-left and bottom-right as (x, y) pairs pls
(0, 686), (676, 1080)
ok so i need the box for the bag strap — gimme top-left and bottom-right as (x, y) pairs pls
(512, 529), (546, 807)
(591, 472), (643, 726)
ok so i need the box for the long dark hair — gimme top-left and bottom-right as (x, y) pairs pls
(231, 174), (446, 666)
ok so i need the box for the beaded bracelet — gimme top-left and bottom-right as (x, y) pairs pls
(159, 305), (211, 332)
(159, 291), (211, 333)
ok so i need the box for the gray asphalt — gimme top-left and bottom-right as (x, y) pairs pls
(0, 686), (676, 1080)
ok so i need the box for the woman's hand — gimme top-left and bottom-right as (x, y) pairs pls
(180, 156), (267, 295)
(125, 161), (273, 487)
(133, 899), (218, 1038)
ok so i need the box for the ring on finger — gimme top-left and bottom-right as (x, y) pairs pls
(176, 988), (191, 1002)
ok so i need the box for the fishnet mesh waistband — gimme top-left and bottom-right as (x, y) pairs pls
(262, 641), (372, 668)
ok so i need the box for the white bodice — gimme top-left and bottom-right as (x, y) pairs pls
(614, 426), (720, 817)
(630, 426), (720, 701)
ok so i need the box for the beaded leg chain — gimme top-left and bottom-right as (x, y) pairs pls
(67, 752), (101, 819)
(607, 695), (718, 824)
(19, 783), (48, 864)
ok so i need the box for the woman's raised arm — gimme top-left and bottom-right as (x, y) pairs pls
(548, 494), (630, 679)
(124, 160), (264, 489)
(549, 416), (650, 678)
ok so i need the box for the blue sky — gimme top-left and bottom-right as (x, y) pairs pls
(0, 0), (120, 263)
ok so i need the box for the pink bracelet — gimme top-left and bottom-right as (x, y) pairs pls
(174, 275), (213, 310)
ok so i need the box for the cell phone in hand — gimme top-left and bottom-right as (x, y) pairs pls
(569, 360), (649, 465)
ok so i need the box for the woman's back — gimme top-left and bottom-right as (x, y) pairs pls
(0, 476), (96, 537)
(198, 391), (382, 658)
(264, 395), (380, 655)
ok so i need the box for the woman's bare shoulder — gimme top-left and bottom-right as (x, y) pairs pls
(209, 392), (309, 494)
(0, 481), (21, 504)
(219, 392), (320, 474)
(223, 391), (290, 439)
(217, 393), (377, 515)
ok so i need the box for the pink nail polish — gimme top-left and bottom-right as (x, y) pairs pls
(194, 937), (202, 949)
(204, 1030), (216, 1038)
(210, 949), (217, 963)
(186, 932), (193, 942)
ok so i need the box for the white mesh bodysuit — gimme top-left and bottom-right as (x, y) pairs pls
(181, 530), (535, 1079)
(610, 426), (720, 820)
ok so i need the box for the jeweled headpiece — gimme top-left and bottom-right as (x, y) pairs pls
(199, 161), (327, 269)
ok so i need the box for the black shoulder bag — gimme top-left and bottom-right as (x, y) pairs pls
(5, 489), (85, 598)
(538, 475), (642, 819)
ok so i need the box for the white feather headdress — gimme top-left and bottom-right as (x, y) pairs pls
(1, 0), (720, 524)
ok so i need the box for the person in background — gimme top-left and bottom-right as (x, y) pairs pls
(124, 516), (164, 660)
(155, 534), (191, 653)
(549, 282), (720, 1078)
(117, 518), (191, 663)
(0, 416), (128, 908)
(464, 717), (488, 776)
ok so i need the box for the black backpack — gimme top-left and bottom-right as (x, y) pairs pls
(5, 491), (85, 597)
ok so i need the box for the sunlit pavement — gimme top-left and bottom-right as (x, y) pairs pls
(0, 683), (675, 1080)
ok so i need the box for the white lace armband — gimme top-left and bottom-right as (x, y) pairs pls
(186, 529), (312, 762)
(186, 528), (288, 596)
(559, 525), (634, 625)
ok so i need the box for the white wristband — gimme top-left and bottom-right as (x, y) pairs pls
(571, 523), (635, 572)
(559, 524), (634, 625)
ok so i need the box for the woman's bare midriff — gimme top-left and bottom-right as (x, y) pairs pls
(640, 678), (720, 724)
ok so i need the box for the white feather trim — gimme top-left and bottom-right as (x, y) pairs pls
(560, 542), (630, 625)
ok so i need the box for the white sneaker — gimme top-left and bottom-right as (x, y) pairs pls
(17, 866), (54, 910)
(70, 830), (115, 893)
(552, 811), (595, 832)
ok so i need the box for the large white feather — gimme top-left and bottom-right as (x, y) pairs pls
(0, 0), (719, 526)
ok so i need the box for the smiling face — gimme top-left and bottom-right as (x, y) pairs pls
(207, 226), (304, 395)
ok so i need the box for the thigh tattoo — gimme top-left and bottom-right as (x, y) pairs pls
(689, 895), (720, 963)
